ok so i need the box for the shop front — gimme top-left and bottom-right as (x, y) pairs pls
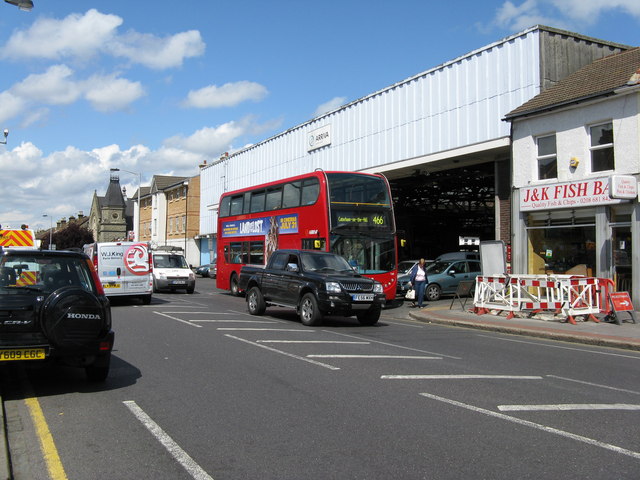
(513, 175), (638, 300)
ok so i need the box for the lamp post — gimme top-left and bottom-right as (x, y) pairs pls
(110, 168), (141, 241)
(42, 214), (52, 249)
(0, 129), (8, 144)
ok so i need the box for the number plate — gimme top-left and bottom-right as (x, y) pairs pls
(352, 294), (374, 301)
(171, 280), (186, 285)
(0, 348), (46, 361)
(104, 283), (121, 289)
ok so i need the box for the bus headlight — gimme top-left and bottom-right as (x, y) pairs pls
(325, 281), (342, 293)
(373, 282), (383, 294)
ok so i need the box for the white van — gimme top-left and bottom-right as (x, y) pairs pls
(83, 242), (153, 304)
(151, 250), (196, 294)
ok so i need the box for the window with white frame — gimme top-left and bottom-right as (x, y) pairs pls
(536, 134), (557, 180)
(590, 122), (614, 172)
(169, 217), (174, 233)
(182, 215), (186, 232)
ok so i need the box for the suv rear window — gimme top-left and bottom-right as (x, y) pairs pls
(0, 254), (96, 294)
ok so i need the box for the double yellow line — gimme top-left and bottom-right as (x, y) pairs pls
(24, 395), (67, 480)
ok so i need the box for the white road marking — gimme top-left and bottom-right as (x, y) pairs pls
(546, 375), (640, 395)
(154, 311), (201, 327)
(326, 330), (462, 359)
(419, 392), (640, 460)
(309, 355), (441, 359)
(224, 334), (340, 370)
(191, 320), (276, 323)
(381, 375), (542, 380)
(498, 403), (640, 411)
(477, 334), (640, 359)
(162, 312), (238, 315)
(257, 340), (370, 344)
(123, 401), (214, 480)
(217, 328), (313, 332)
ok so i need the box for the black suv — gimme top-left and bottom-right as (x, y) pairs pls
(0, 249), (114, 381)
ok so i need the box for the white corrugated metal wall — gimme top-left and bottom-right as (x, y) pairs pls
(199, 28), (541, 237)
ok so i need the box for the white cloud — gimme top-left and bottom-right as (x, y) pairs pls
(0, 91), (26, 124)
(12, 65), (81, 105)
(0, 113), (280, 228)
(490, 0), (640, 31)
(548, 0), (640, 22)
(83, 74), (145, 112)
(163, 122), (247, 155)
(313, 96), (347, 117)
(0, 9), (205, 69)
(110, 30), (205, 70)
(183, 81), (269, 109)
(1, 9), (121, 61)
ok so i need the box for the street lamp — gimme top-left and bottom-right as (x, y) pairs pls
(4, 0), (33, 11)
(0, 129), (8, 144)
(42, 214), (52, 249)
(110, 168), (141, 241)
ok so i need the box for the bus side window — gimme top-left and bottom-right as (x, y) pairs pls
(230, 195), (243, 216)
(250, 191), (265, 213)
(265, 187), (282, 210)
(301, 178), (319, 205)
(282, 182), (301, 208)
(219, 197), (230, 217)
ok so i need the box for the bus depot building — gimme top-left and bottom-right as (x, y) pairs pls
(198, 26), (635, 294)
(506, 47), (640, 304)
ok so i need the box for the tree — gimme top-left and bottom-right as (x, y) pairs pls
(45, 222), (94, 250)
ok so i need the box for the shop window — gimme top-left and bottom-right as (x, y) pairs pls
(526, 212), (595, 276)
(536, 134), (557, 180)
(590, 122), (614, 172)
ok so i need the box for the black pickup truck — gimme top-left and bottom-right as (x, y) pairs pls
(238, 249), (385, 326)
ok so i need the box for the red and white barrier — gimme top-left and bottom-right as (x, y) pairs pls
(474, 274), (611, 324)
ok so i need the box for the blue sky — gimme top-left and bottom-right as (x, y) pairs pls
(1, 0), (639, 231)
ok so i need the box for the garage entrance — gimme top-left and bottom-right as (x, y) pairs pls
(390, 162), (496, 260)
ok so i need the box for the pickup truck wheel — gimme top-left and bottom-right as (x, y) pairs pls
(230, 274), (240, 296)
(299, 293), (322, 326)
(357, 307), (381, 326)
(247, 287), (266, 315)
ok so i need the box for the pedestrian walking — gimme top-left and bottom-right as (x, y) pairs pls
(409, 258), (429, 308)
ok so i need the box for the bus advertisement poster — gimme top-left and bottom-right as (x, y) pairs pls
(221, 214), (299, 238)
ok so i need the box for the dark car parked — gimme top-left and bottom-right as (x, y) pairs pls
(0, 249), (114, 381)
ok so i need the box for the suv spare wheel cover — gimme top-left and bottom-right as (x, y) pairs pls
(41, 287), (105, 348)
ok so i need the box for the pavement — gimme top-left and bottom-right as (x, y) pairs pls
(406, 300), (640, 351)
(1, 301), (638, 480)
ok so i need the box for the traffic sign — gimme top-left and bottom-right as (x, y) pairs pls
(608, 291), (636, 325)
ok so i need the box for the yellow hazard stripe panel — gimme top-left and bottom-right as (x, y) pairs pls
(16, 271), (38, 286)
(0, 229), (36, 247)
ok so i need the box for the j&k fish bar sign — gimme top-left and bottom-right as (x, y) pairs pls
(520, 176), (637, 211)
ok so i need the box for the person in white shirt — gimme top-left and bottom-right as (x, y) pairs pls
(409, 258), (429, 308)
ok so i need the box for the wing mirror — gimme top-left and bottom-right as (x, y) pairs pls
(286, 263), (299, 272)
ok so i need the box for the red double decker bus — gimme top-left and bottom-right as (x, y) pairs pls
(216, 170), (397, 301)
